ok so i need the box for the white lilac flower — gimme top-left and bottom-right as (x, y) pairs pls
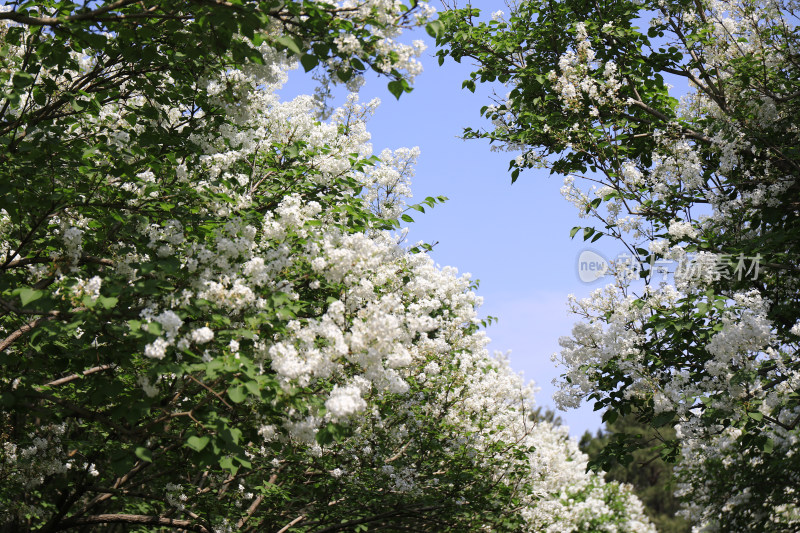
(325, 385), (367, 419)
(155, 310), (183, 339)
(144, 337), (169, 360)
(191, 327), (214, 344)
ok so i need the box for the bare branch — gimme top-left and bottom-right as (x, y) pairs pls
(0, 314), (53, 352)
(56, 513), (210, 533)
(235, 494), (264, 529)
(4, 254), (114, 269)
(276, 514), (306, 533)
(186, 374), (234, 410)
(43, 364), (117, 388)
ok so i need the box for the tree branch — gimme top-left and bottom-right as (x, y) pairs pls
(4, 254), (114, 269)
(235, 494), (264, 529)
(0, 314), (54, 352)
(0, 0), (142, 26)
(55, 513), (210, 533)
(43, 364), (117, 388)
(276, 514), (306, 533)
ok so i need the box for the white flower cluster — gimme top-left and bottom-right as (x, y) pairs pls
(325, 384), (367, 420)
(547, 23), (625, 113)
(0, 423), (70, 497)
(71, 275), (102, 302)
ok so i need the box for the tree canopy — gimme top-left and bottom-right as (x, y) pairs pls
(0, 1), (655, 531)
(438, 0), (800, 529)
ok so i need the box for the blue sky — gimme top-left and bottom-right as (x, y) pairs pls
(281, 1), (627, 437)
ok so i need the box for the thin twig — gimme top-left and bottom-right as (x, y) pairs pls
(43, 364), (117, 388)
(276, 514), (306, 533)
(186, 374), (234, 410)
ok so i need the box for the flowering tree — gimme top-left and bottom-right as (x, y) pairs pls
(437, 0), (800, 529)
(0, 1), (656, 531)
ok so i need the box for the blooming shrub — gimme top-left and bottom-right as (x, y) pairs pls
(0, 1), (652, 531)
(438, 0), (800, 529)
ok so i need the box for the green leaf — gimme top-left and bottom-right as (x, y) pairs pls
(228, 385), (247, 403)
(70, 98), (86, 112)
(747, 411), (763, 421)
(19, 288), (44, 307)
(316, 423), (338, 446)
(350, 57), (365, 71)
(426, 20), (445, 39)
(275, 35), (303, 56)
(300, 53), (318, 72)
(651, 410), (676, 427)
(336, 68), (353, 82)
(97, 296), (118, 309)
(244, 380), (260, 396)
(388, 80), (405, 99)
(186, 435), (210, 452)
(400, 213), (414, 223)
(763, 438), (774, 454)
(219, 455), (239, 475)
(602, 409), (618, 424)
(570, 226), (581, 239)
(11, 72), (33, 89)
(134, 446), (153, 463)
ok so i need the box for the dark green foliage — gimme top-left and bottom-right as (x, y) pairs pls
(579, 415), (690, 533)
